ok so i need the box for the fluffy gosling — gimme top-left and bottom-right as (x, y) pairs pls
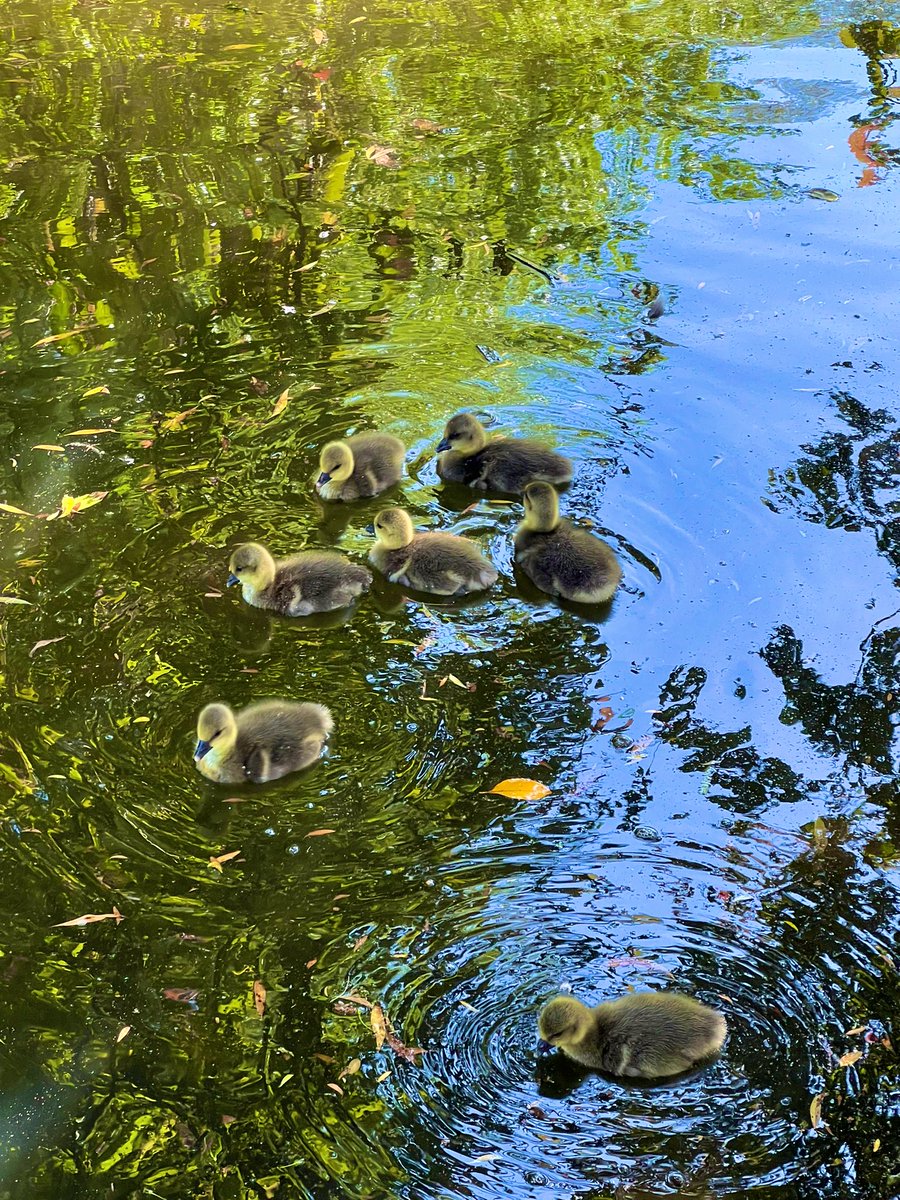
(316, 432), (405, 501)
(369, 507), (498, 596)
(538, 992), (726, 1079)
(436, 412), (573, 494)
(194, 700), (333, 784)
(228, 542), (371, 616)
(514, 482), (621, 604)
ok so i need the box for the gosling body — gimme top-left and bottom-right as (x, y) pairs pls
(194, 700), (333, 784)
(369, 508), (498, 596)
(538, 992), (726, 1079)
(228, 542), (371, 616)
(436, 412), (572, 494)
(515, 482), (621, 604)
(316, 432), (405, 501)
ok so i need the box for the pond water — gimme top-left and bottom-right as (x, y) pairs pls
(1, 0), (899, 1195)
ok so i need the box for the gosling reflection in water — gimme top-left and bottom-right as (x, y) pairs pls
(537, 992), (726, 1081)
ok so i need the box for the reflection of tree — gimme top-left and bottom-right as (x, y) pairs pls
(762, 622), (900, 776)
(841, 21), (900, 186)
(767, 390), (900, 582)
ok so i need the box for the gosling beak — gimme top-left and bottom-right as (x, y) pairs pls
(365, 522), (375, 534)
(194, 740), (212, 761)
(436, 437), (452, 453)
(537, 1039), (554, 1056)
(317, 471), (330, 485)
(227, 573), (239, 586)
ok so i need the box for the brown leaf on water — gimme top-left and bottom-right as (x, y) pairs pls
(385, 1027), (425, 1063)
(326, 1082), (344, 1095)
(370, 1004), (388, 1049)
(311, 27), (326, 44)
(485, 778), (551, 801)
(839, 1050), (863, 1067)
(53, 906), (124, 928)
(593, 705), (615, 731)
(352, 934), (369, 951)
(249, 376), (269, 395)
(411, 118), (444, 133)
(336, 993), (373, 1009)
(221, 1115), (236, 1126)
(164, 987), (200, 1004)
(253, 980), (267, 1016)
(313, 1053), (335, 1064)
(809, 1091), (826, 1129)
(271, 388), (290, 417)
(306, 829), (335, 837)
(338, 1057), (361, 1079)
(209, 849), (241, 872)
(305, 958), (318, 969)
(30, 637), (66, 656)
(845, 1024), (868, 1036)
(365, 144), (401, 169)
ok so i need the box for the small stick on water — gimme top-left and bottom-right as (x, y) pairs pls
(504, 249), (558, 285)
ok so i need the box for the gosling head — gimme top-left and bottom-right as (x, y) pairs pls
(537, 995), (593, 1055)
(522, 482), (561, 533)
(227, 542), (276, 591)
(436, 412), (487, 456)
(373, 507), (415, 550)
(317, 441), (355, 487)
(194, 702), (238, 762)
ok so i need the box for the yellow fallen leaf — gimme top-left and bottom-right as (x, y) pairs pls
(321, 211), (338, 226)
(59, 491), (109, 517)
(0, 502), (34, 515)
(873, 1138), (881, 1152)
(375, 1069), (391, 1083)
(64, 428), (116, 436)
(116, 1025), (132, 1043)
(82, 385), (110, 397)
(271, 388), (290, 417)
(485, 778), (551, 801)
(32, 444), (65, 452)
(338, 1057), (361, 1079)
(306, 829), (335, 837)
(326, 1082), (343, 1095)
(0, 596), (31, 605)
(845, 1025), (867, 1035)
(311, 27), (327, 44)
(161, 407), (197, 432)
(223, 42), (261, 49)
(809, 1091), (826, 1129)
(370, 1004), (388, 1050)
(32, 325), (97, 347)
(838, 1050), (862, 1067)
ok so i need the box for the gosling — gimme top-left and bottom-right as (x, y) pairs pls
(538, 992), (727, 1079)
(436, 412), (573, 494)
(194, 700), (333, 784)
(228, 542), (371, 616)
(316, 432), (405, 501)
(515, 482), (621, 604)
(369, 507), (498, 596)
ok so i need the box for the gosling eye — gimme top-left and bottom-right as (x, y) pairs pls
(212, 728), (223, 740)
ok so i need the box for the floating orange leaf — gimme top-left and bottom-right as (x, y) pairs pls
(838, 1050), (863, 1067)
(53, 906), (124, 928)
(271, 388), (290, 417)
(209, 849), (241, 872)
(306, 828), (335, 837)
(485, 778), (551, 801)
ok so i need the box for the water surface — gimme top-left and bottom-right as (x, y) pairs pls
(1, 0), (899, 1196)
